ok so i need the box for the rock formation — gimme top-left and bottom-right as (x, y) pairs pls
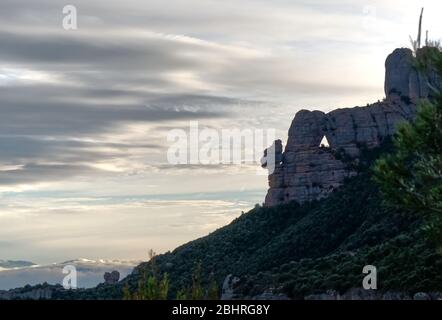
(263, 47), (438, 206)
(385, 48), (441, 100)
(103, 270), (120, 285)
(221, 274), (240, 300)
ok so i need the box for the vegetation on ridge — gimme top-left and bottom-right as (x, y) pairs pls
(53, 137), (442, 299)
(80, 141), (437, 300)
(374, 45), (442, 247)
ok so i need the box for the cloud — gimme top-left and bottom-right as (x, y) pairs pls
(0, 0), (441, 264)
(0, 88), (228, 135)
(0, 163), (101, 185)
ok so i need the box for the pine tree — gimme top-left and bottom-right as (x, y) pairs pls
(129, 249), (170, 300)
(207, 280), (219, 300)
(122, 283), (132, 300)
(190, 261), (205, 300)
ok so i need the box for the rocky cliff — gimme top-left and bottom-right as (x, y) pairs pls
(385, 47), (441, 100)
(263, 48), (436, 206)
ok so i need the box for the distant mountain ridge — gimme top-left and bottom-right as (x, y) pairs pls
(0, 259), (139, 292)
(0, 260), (36, 270)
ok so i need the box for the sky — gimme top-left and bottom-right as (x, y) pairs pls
(0, 0), (441, 264)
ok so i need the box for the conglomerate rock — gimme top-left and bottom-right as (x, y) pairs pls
(263, 48), (431, 206)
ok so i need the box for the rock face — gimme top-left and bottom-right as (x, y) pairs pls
(221, 274), (240, 300)
(264, 96), (415, 206)
(385, 48), (441, 100)
(413, 292), (431, 300)
(263, 48), (427, 206)
(385, 48), (416, 99)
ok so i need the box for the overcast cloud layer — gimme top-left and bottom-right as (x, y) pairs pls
(0, 0), (441, 268)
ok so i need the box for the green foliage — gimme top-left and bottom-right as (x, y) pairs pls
(241, 231), (442, 298)
(122, 284), (131, 300)
(117, 147), (441, 298)
(373, 100), (442, 214)
(114, 253), (220, 300)
(135, 273), (169, 300)
(190, 262), (205, 300)
(175, 289), (188, 300)
(207, 280), (220, 300)
(173, 262), (220, 300)
(124, 250), (170, 300)
(52, 129), (442, 300)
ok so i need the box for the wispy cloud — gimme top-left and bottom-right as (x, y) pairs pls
(0, 0), (440, 262)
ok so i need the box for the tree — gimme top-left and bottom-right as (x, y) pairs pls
(207, 272), (220, 300)
(122, 283), (131, 300)
(374, 45), (442, 245)
(190, 261), (205, 300)
(125, 249), (170, 300)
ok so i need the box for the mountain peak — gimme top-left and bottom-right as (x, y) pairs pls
(263, 48), (433, 206)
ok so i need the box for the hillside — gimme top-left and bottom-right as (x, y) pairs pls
(42, 141), (440, 300)
(122, 143), (441, 299)
(2, 134), (440, 301)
